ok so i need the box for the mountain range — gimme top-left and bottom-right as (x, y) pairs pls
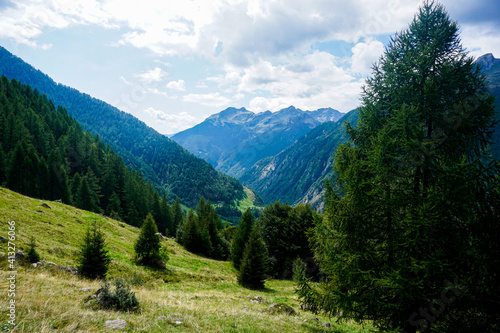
(0, 45), (259, 221)
(172, 106), (343, 178)
(2, 45), (498, 214)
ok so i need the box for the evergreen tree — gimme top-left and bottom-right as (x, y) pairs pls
(25, 236), (41, 264)
(180, 209), (199, 252)
(301, 2), (499, 332)
(231, 208), (255, 270)
(134, 213), (162, 266)
(238, 223), (269, 289)
(172, 197), (183, 237)
(160, 197), (174, 237)
(77, 221), (111, 279)
(0, 143), (6, 185)
(107, 191), (122, 220)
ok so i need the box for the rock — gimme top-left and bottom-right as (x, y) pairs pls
(264, 303), (296, 316)
(155, 232), (164, 239)
(303, 318), (319, 323)
(80, 287), (92, 292)
(158, 316), (183, 325)
(15, 250), (26, 260)
(322, 322), (332, 329)
(0, 236), (7, 243)
(57, 223), (63, 227)
(152, 258), (167, 269)
(55, 199), (63, 203)
(249, 296), (267, 304)
(104, 319), (128, 330)
(40, 203), (51, 209)
(31, 263), (38, 268)
(0, 252), (5, 257)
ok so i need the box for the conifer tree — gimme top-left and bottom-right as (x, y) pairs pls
(172, 198), (183, 236)
(134, 213), (162, 266)
(238, 223), (269, 290)
(300, 2), (499, 332)
(180, 209), (199, 252)
(231, 208), (254, 270)
(25, 236), (41, 264)
(77, 221), (111, 279)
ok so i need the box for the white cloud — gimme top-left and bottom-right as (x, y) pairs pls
(183, 92), (231, 108)
(351, 39), (384, 75)
(0, 0), (114, 47)
(238, 51), (361, 112)
(134, 67), (167, 83)
(166, 80), (186, 91)
(144, 107), (201, 133)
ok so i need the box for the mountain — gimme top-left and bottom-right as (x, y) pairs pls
(0, 76), (182, 232)
(241, 53), (500, 210)
(172, 106), (343, 178)
(477, 53), (500, 159)
(0, 45), (256, 216)
(240, 110), (358, 209)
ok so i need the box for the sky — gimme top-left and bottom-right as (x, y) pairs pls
(0, 0), (499, 135)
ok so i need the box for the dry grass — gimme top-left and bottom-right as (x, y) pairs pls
(0, 188), (372, 332)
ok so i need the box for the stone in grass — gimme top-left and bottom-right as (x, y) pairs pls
(264, 303), (296, 316)
(104, 319), (128, 330)
(158, 316), (184, 325)
(40, 203), (51, 209)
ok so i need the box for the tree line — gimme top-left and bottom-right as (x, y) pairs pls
(0, 76), (182, 235)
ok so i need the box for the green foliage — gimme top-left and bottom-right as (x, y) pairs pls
(171, 197), (183, 237)
(238, 223), (269, 290)
(0, 76), (175, 229)
(302, 2), (500, 332)
(230, 208), (255, 270)
(0, 48), (249, 216)
(178, 198), (230, 260)
(134, 213), (162, 266)
(259, 202), (317, 279)
(85, 279), (139, 312)
(25, 236), (41, 264)
(77, 221), (111, 279)
(240, 110), (358, 207)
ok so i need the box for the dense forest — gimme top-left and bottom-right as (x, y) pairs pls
(0, 76), (182, 235)
(0, 46), (249, 218)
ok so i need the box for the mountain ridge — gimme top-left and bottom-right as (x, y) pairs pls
(172, 106), (343, 178)
(0, 45), (255, 216)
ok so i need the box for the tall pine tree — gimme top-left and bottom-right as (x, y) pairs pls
(300, 2), (499, 332)
(230, 208), (254, 270)
(238, 223), (269, 290)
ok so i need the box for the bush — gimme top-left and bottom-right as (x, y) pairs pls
(85, 279), (139, 312)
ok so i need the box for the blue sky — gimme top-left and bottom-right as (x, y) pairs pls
(1, 0), (499, 134)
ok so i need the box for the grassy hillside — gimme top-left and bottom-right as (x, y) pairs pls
(0, 188), (370, 332)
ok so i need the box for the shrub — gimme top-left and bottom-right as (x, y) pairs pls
(85, 279), (139, 312)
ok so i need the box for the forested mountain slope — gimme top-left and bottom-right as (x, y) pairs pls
(240, 110), (358, 209)
(172, 106), (343, 178)
(0, 76), (178, 233)
(0, 46), (252, 212)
